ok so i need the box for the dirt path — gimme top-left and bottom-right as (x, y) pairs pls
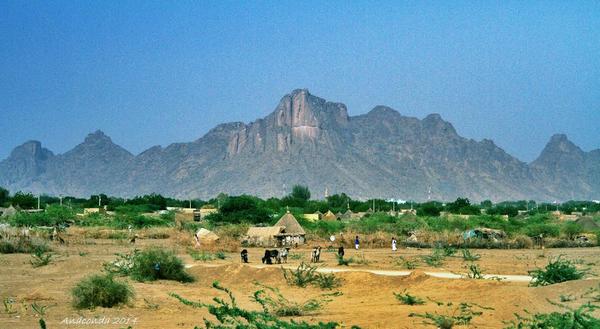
(185, 262), (534, 282)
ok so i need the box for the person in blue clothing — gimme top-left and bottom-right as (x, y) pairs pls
(354, 235), (360, 250)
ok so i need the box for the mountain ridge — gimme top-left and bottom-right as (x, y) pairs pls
(1, 89), (598, 201)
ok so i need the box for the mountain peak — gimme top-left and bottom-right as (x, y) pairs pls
(544, 134), (582, 153)
(10, 140), (53, 159)
(84, 130), (112, 144)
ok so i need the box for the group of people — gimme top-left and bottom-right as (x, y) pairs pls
(352, 235), (398, 251)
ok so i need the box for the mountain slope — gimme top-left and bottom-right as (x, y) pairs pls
(0, 89), (597, 201)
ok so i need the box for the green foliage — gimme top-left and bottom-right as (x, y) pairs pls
(188, 249), (226, 261)
(525, 223), (560, 238)
(30, 250), (53, 267)
(252, 282), (331, 317)
(282, 185), (312, 208)
(397, 256), (419, 269)
(170, 281), (341, 328)
(282, 262), (342, 290)
(394, 291), (425, 305)
(103, 250), (138, 276)
(467, 263), (484, 279)
(11, 191), (37, 209)
(129, 248), (194, 283)
(418, 201), (442, 217)
(0, 187), (9, 206)
(314, 272), (343, 290)
(446, 198), (480, 215)
(213, 195), (272, 224)
(409, 302), (491, 329)
(562, 222), (583, 239)
(529, 257), (586, 286)
(104, 248), (193, 283)
(504, 304), (600, 328)
(72, 274), (133, 309)
(442, 246), (457, 256)
(9, 205), (74, 227)
(422, 248), (446, 267)
(0, 236), (49, 254)
(461, 249), (481, 261)
(283, 262), (318, 288)
(337, 255), (351, 266)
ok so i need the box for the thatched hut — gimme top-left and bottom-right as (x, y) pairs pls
(274, 211), (306, 246)
(243, 226), (285, 247)
(323, 210), (337, 221)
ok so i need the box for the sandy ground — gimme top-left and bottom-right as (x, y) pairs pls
(1, 236), (600, 329)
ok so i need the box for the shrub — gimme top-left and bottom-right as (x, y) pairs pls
(394, 291), (425, 305)
(396, 256), (419, 269)
(30, 250), (53, 268)
(252, 283), (331, 316)
(442, 246), (457, 256)
(529, 257), (586, 286)
(314, 272), (343, 290)
(170, 281), (341, 328)
(461, 249), (480, 261)
(337, 255), (351, 266)
(467, 263), (484, 279)
(283, 262), (318, 288)
(513, 235), (533, 249)
(0, 236), (50, 254)
(130, 248), (194, 283)
(189, 250), (215, 262)
(103, 250), (139, 276)
(72, 274), (134, 309)
(422, 249), (445, 267)
(409, 302), (491, 329)
(504, 304), (600, 328)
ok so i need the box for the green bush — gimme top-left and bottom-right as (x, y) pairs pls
(72, 274), (133, 309)
(130, 248), (194, 282)
(283, 262), (318, 288)
(461, 249), (480, 261)
(394, 291), (425, 305)
(170, 281), (341, 328)
(30, 250), (53, 267)
(0, 236), (50, 254)
(529, 257), (586, 286)
(504, 304), (600, 328)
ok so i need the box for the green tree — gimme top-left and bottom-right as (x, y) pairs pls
(11, 191), (36, 209)
(291, 185), (311, 201)
(0, 187), (9, 206)
(211, 195), (272, 224)
(563, 222), (583, 240)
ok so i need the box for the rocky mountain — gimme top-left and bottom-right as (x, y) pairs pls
(1, 89), (598, 201)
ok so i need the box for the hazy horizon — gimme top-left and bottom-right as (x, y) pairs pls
(1, 1), (599, 162)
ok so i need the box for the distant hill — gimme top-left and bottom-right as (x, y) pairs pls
(1, 89), (598, 201)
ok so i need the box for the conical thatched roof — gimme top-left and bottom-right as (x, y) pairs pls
(323, 210), (337, 221)
(575, 217), (600, 231)
(274, 211), (305, 235)
(246, 226), (285, 238)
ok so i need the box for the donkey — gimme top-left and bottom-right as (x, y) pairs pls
(262, 249), (280, 264)
(311, 246), (322, 263)
(279, 248), (290, 263)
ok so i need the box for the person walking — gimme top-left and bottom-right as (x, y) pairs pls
(391, 237), (397, 251)
(354, 235), (360, 250)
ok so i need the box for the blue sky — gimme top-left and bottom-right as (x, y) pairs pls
(1, 1), (598, 162)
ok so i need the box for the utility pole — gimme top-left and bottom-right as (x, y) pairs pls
(98, 195), (101, 207)
(189, 200), (192, 209)
(37, 195), (40, 210)
(59, 195), (63, 206)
